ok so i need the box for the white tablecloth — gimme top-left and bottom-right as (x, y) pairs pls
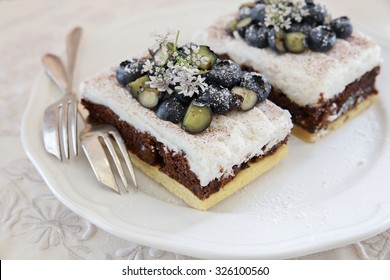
(1, 0), (389, 259)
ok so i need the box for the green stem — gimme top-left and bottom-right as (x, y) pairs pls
(175, 30), (180, 49)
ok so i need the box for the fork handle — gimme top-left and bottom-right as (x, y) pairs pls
(66, 27), (82, 92)
(43, 52), (90, 126)
(42, 54), (69, 95)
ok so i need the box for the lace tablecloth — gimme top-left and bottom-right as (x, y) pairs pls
(1, 0), (389, 260)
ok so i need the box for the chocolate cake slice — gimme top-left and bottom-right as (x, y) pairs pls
(195, 0), (382, 142)
(79, 36), (292, 210)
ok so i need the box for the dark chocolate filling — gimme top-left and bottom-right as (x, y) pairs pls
(269, 67), (380, 133)
(81, 100), (288, 200)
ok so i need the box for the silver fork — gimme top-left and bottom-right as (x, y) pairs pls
(42, 54), (138, 193)
(42, 27), (82, 161)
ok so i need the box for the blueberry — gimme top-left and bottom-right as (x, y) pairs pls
(206, 60), (242, 89)
(239, 6), (253, 20)
(177, 42), (198, 54)
(284, 32), (307, 53)
(289, 22), (312, 35)
(199, 85), (234, 114)
(250, 3), (266, 22)
(116, 59), (145, 86)
(128, 75), (150, 97)
(255, 73), (271, 101)
(303, 3), (327, 25)
(156, 97), (186, 124)
(245, 23), (268, 48)
(308, 25), (336, 52)
(231, 87), (258, 111)
(137, 88), (160, 109)
(331, 16), (353, 39)
(268, 28), (286, 53)
(240, 72), (271, 102)
(173, 91), (193, 105)
(196, 45), (218, 70)
(153, 43), (174, 66)
(236, 17), (253, 38)
(182, 100), (212, 134)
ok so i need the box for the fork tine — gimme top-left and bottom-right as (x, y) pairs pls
(62, 101), (70, 159)
(101, 134), (129, 192)
(43, 104), (62, 161)
(81, 135), (120, 193)
(110, 130), (138, 188)
(70, 98), (78, 156)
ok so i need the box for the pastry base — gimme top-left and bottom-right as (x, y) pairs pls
(293, 94), (377, 142)
(130, 144), (288, 210)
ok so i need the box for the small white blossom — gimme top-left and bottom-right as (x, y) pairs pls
(145, 31), (209, 98)
(193, 75), (208, 92)
(172, 65), (194, 85)
(183, 47), (191, 55)
(290, 0), (307, 22)
(142, 59), (154, 74)
(147, 68), (174, 94)
(265, 0), (307, 32)
(154, 66), (163, 74)
(166, 60), (174, 68)
(191, 45), (200, 53)
(168, 62), (207, 97)
(175, 74), (208, 97)
(150, 30), (176, 52)
(181, 45), (210, 68)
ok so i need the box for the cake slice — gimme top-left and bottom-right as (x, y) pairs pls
(79, 34), (292, 210)
(195, 0), (382, 142)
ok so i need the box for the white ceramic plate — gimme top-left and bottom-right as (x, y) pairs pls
(22, 1), (390, 259)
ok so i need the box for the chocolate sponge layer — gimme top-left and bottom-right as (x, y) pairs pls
(268, 67), (380, 133)
(82, 100), (288, 200)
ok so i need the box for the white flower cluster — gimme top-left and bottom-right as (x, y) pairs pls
(142, 33), (209, 98)
(173, 67), (208, 97)
(150, 31), (174, 53)
(146, 66), (174, 94)
(264, 0), (308, 32)
(183, 45), (210, 68)
(290, 0), (307, 22)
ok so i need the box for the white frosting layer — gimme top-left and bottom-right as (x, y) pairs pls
(79, 67), (292, 187)
(194, 15), (382, 107)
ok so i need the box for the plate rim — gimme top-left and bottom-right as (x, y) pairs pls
(21, 2), (390, 259)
